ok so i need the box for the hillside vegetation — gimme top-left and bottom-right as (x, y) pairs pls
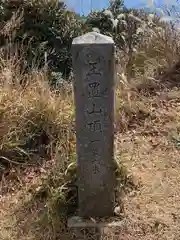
(1, 0), (180, 239)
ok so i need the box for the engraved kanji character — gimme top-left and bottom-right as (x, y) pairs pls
(89, 139), (100, 162)
(88, 82), (100, 98)
(87, 103), (102, 114)
(92, 163), (100, 174)
(87, 120), (102, 132)
(90, 139), (100, 144)
(86, 61), (102, 76)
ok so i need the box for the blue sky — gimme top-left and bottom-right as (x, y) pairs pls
(66, 0), (140, 14)
(66, 0), (179, 15)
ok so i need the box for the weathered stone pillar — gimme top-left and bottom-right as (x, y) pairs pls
(72, 32), (115, 217)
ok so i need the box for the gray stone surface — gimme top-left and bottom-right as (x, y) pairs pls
(72, 32), (115, 217)
(68, 216), (124, 228)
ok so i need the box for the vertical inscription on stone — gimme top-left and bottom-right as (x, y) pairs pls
(72, 32), (115, 217)
(88, 82), (100, 98)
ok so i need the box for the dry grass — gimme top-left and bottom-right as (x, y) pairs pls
(1, 14), (180, 240)
(113, 96), (180, 239)
(1, 70), (180, 240)
(0, 65), (77, 240)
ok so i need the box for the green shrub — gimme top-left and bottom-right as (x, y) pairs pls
(0, 0), (86, 79)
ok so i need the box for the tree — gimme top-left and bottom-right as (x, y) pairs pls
(86, 3), (160, 80)
(0, 0), (86, 79)
(109, 0), (124, 17)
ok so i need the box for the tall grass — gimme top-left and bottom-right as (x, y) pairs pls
(1, 7), (180, 240)
(0, 50), (75, 174)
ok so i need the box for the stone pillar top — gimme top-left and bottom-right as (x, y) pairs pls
(72, 31), (114, 45)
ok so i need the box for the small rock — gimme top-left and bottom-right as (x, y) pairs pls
(114, 206), (121, 216)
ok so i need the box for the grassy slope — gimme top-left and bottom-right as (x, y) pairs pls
(1, 74), (180, 240)
(1, 21), (180, 240)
